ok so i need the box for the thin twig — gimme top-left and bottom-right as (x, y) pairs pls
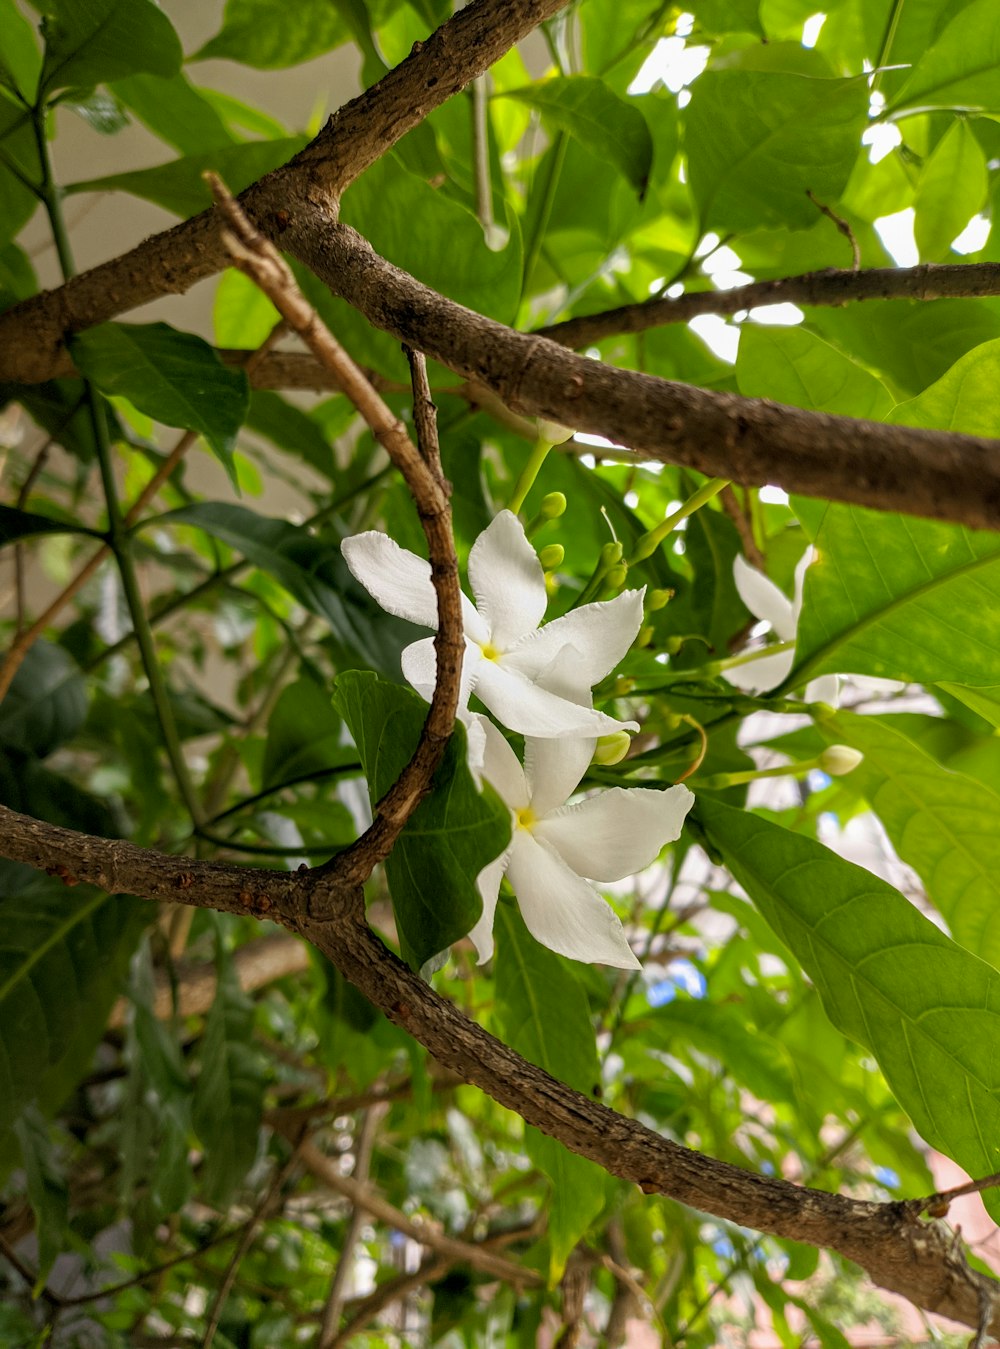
(317, 1104), (387, 1346)
(910, 1170), (1000, 1219)
(807, 190), (861, 271)
(207, 174), (465, 886)
(0, 1229), (62, 1308)
(330, 1254), (453, 1345)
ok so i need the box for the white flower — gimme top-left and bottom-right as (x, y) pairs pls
(342, 511), (644, 739)
(470, 716), (695, 969)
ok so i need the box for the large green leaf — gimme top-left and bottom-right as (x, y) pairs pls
(65, 137), (308, 218)
(791, 503), (1000, 688)
(888, 336), (1000, 439)
(70, 323), (249, 481)
(0, 880), (147, 1136)
(333, 670), (510, 969)
(193, 0), (350, 68)
(156, 502), (413, 675)
(40, 0), (182, 94)
(736, 324), (893, 419)
(0, 93), (42, 249)
(494, 905), (606, 1279)
(913, 119), (988, 262)
(192, 940), (267, 1207)
(499, 76), (654, 196)
(111, 71), (236, 156)
(0, 0), (41, 100)
(889, 0), (1000, 114)
(822, 711), (1000, 967)
(699, 798), (1000, 1217)
(262, 676), (354, 788)
(0, 640), (87, 759)
(340, 155), (522, 325)
(684, 66), (867, 231)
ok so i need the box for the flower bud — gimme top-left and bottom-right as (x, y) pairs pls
(647, 588), (673, 611)
(637, 624), (654, 647)
(603, 563), (628, 592)
(593, 731), (632, 766)
(535, 418), (576, 445)
(538, 543), (564, 570)
(540, 491), (567, 519)
(662, 635), (684, 655)
(613, 675), (635, 696)
(819, 745), (863, 777)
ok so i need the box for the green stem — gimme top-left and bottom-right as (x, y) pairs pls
(629, 477), (729, 564)
(508, 436), (554, 514)
(872, 0), (905, 95)
(32, 107), (75, 280)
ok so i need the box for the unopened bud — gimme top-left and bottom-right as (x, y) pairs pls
(637, 624), (654, 647)
(538, 543), (564, 570)
(593, 731), (632, 766)
(599, 540), (624, 568)
(540, 491), (567, 519)
(535, 418), (576, 445)
(604, 563), (628, 592)
(613, 675), (635, 696)
(663, 635), (684, 655)
(647, 588), (673, 611)
(819, 745), (863, 777)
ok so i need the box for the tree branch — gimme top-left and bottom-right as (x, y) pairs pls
(292, 224), (1000, 531)
(1, 800), (998, 1334)
(0, 0), (570, 384)
(537, 260), (1000, 350)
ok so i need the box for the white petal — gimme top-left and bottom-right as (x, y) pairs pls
(804, 674), (840, 705)
(476, 660), (639, 738)
(467, 510), (547, 650)
(479, 717), (529, 810)
(536, 785), (694, 881)
(402, 635), (481, 713)
(789, 546), (815, 629)
(507, 832), (640, 968)
(469, 849), (511, 964)
(341, 532), (438, 629)
(524, 734), (595, 817)
(505, 589), (645, 689)
(733, 555), (796, 641)
(720, 645), (796, 695)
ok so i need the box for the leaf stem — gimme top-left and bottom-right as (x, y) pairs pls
(629, 476), (729, 564)
(508, 435), (555, 514)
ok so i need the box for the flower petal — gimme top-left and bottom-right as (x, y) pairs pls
(804, 673), (840, 705)
(402, 635), (481, 709)
(468, 848), (510, 964)
(536, 785), (694, 881)
(733, 555), (796, 641)
(467, 510), (547, 650)
(341, 532), (438, 629)
(789, 546), (815, 629)
(478, 717), (529, 810)
(506, 588), (645, 688)
(477, 660), (638, 738)
(507, 831), (640, 968)
(720, 645), (796, 694)
(524, 734), (595, 817)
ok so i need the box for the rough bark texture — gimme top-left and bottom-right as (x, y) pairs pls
(0, 801), (997, 1335)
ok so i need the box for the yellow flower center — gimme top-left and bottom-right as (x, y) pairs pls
(515, 806), (537, 832)
(480, 641), (501, 661)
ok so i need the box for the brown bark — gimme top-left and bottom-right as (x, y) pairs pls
(0, 800), (997, 1335)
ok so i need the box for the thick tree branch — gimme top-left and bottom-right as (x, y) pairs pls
(537, 260), (1000, 350)
(0, 0), (570, 384)
(0, 800), (998, 1334)
(291, 224), (1000, 531)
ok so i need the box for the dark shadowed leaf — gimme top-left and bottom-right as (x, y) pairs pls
(40, 0), (182, 93)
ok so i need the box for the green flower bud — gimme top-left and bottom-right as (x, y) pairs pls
(637, 624), (654, 647)
(647, 588), (673, 611)
(662, 635), (684, 655)
(819, 745), (864, 776)
(613, 675), (635, 696)
(593, 731), (632, 766)
(600, 540), (624, 567)
(540, 491), (567, 519)
(538, 543), (564, 570)
(604, 563), (628, 592)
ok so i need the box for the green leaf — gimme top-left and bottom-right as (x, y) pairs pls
(12, 1107), (71, 1287)
(494, 905), (606, 1278)
(69, 322), (249, 481)
(889, 0), (1000, 114)
(245, 391), (337, 481)
(736, 325), (893, 419)
(340, 155), (523, 325)
(0, 0), (42, 99)
(699, 798), (1000, 1218)
(936, 681), (1000, 729)
(40, 0), (182, 94)
(0, 640), (87, 759)
(193, 0), (350, 68)
(792, 503), (1000, 688)
(645, 1000), (798, 1108)
(192, 939), (267, 1207)
(0, 94), (42, 248)
(0, 503), (101, 545)
(499, 76), (654, 196)
(888, 336), (1000, 439)
(214, 269), (281, 350)
(0, 881), (147, 1136)
(822, 711), (1000, 967)
(65, 136), (308, 217)
(112, 71), (236, 156)
(914, 120), (988, 262)
(333, 670), (510, 968)
(684, 67), (867, 231)
(262, 677), (353, 788)
(156, 502), (412, 674)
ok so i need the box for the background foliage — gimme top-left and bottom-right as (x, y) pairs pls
(2, 0), (1000, 1344)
